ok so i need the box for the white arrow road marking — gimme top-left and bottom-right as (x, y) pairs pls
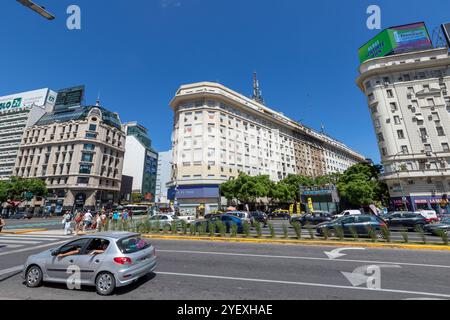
(324, 247), (366, 259)
(156, 272), (450, 299)
(342, 264), (402, 289)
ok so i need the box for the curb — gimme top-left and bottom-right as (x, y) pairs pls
(1, 228), (48, 235)
(142, 234), (450, 251)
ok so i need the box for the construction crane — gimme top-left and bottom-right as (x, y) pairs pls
(16, 0), (55, 20)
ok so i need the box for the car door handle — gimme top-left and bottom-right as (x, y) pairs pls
(69, 259), (74, 263)
(95, 259), (100, 263)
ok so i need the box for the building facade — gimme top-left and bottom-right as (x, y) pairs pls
(13, 105), (125, 213)
(0, 88), (57, 180)
(155, 150), (172, 205)
(168, 82), (365, 213)
(357, 47), (450, 212)
(122, 122), (158, 201)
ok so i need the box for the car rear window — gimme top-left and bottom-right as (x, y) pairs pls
(117, 236), (151, 254)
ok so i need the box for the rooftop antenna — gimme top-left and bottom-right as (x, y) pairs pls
(252, 72), (264, 104)
(96, 92), (101, 106)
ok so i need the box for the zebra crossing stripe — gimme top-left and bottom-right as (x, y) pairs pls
(0, 236), (59, 241)
(0, 239), (42, 244)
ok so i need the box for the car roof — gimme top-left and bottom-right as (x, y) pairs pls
(82, 231), (139, 239)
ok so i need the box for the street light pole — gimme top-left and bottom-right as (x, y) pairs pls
(426, 151), (448, 214)
(392, 150), (407, 211)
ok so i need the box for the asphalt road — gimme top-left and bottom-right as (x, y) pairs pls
(0, 236), (449, 300)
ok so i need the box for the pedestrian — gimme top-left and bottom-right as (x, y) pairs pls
(74, 211), (83, 235)
(95, 213), (101, 231)
(83, 210), (93, 231)
(123, 209), (128, 221)
(0, 216), (5, 232)
(112, 210), (119, 226)
(129, 209), (133, 221)
(62, 211), (73, 235)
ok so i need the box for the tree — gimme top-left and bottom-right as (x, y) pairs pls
(131, 193), (143, 203)
(280, 174), (314, 203)
(336, 163), (388, 208)
(0, 177), (48, 210)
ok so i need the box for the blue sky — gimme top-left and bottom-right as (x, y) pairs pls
(1, 0), (449, 163)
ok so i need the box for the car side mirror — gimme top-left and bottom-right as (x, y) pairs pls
(51, 249), (59, 256)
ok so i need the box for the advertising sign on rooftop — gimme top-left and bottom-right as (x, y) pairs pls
(359, 22), (433, 64)
(54, 85), (85, 111)
(442, 23), (450, 47)
(0, 88), (53, 114)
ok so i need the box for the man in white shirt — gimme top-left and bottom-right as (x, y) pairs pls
(83, 210), (93, 231)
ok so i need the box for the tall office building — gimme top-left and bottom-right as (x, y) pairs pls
(0, 88), (57, 180)
(155, 150), (172, 204)
(168, 81), (365, 213)
(122, 122), (158, 201)
(357, 46), (450, 211)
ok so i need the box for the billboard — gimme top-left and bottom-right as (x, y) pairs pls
(54, 85), (85, 111)
(359, 22), (432, 64)
(0, 88), (52, 114)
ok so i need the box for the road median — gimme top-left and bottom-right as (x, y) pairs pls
(1, 228), (48, 235)
(142, 234), (450, 251)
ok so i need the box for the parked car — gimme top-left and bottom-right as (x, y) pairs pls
(22, 232), (157, 295)
(227, 211), (252, 224)
(148, 214), (180, 230)
(415, 210), (439, 223)
(248, 211), (268, 227)
(204, 212), (223, 220)
(10, 212), (33, 220)
(195, 214), (244, 233)
(176, 215), (196, 226)
(290, 211), (333, 226)
(384, 212), (429, 231)
(333, 209), (362, 219)
(423, 217), (450, 235)
(316, 215), (388, 239)
(268, 209), (290, 220)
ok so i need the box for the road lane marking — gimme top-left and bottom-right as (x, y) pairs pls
(0, 240), (41, 244)
(158, 250), (450, 269)
(0, 239), (69, 257)
(1, 234), (72, 239)
(0, 244), (23, 249)
(0, 266), (23, 277)
(0, 236), (58, 241)
(156, 271), (450, 299)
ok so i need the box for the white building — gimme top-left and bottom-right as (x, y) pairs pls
(122, 122), (158, 199)
(155, 150), (172, 204)
(168, 81), (365, 213)
(0, 88), (57, 180)
(357, 47), (450, 212)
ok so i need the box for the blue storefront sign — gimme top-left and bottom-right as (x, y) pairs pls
(167, 185), (220, 200)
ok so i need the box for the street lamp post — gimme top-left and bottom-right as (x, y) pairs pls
(392, 151), (407, 211)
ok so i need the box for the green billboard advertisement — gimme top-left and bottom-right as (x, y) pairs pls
(359, 22), (432, 64)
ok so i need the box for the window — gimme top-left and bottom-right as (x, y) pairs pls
(401, 145), (409, 154)
(58, 239), (91, 256)
(383, 77), (391, 84)
(85, 132), (96, 139)
(377, 132), (384, 142)
(404, 74), (411, 81)
(427, 98), (435, 106)
(390, 102), (398, 112)
(397, 130), (405, 139)
(394, 116), (401, 124)
(365, 81), (371, 90)
(387, 90), (394, 98)
(79, 164), (92, 174)
(84, 144), (95, 151)
(89, 124), (97, 131)
(81, 153), (94, 162)
(442, 143), (450, 152)
(419, 128), (428, 139)
(368, 93), (375, 101)
(424, 144), (432, 152)
(437, 126), (445, 136)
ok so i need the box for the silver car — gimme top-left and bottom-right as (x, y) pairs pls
(22, 231), (157, 295)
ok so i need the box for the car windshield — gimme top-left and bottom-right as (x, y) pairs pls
(441, 217), (450, 224)
(117, 236), (151, 254)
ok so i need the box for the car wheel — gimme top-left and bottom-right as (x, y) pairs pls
(26, 265), (43, 288)
(414, 224), (424, 232)
(96, 272), (116, 296)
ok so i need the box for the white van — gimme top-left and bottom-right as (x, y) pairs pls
(334, 210), (362, 219)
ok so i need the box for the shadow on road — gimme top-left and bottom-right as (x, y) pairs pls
(20, 272), (157, 297)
